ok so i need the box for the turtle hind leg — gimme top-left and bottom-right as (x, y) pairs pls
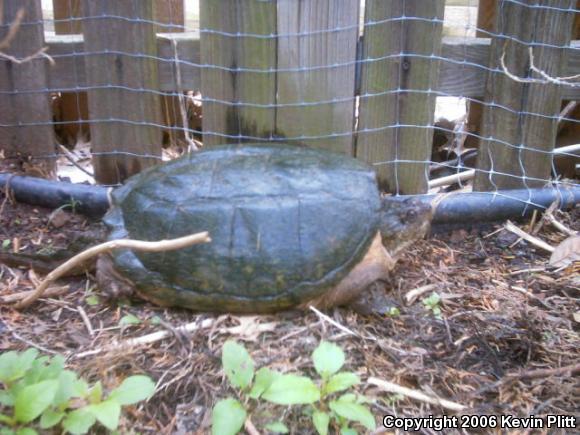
(96, 254), (136, 301)
(301, 232), (395, 310)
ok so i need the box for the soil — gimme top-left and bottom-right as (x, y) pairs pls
(0, 194), (578, 434)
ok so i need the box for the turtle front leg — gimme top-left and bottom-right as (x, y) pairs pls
(301, 232), (395, 310)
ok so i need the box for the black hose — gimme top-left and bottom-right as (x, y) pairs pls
(1, 173), (578, 224)
(0, 173), (110, 218)
(392, 186), (580, 225)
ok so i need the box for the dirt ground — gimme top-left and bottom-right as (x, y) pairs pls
(0, 195), (578, 434)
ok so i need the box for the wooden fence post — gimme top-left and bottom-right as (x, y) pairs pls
(200, 0), (358, 153)
(200, 0), (277, 147)
(275, 0), (359, 154)
(356, 0), (445, 194)
(82, 0), (162, 184)
(474, 0), (575, 191)
(0, 0), (55, 175)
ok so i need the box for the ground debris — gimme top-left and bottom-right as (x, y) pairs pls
(0, 199), (578, 434)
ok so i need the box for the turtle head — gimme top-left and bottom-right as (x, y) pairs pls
(378, 197), (433, 258)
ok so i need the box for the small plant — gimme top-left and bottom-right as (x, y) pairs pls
(422, 292), (442, 319)
(0, 348), (155, 434)
(212, 340), (375, 435)
(55, 199), (81, 215)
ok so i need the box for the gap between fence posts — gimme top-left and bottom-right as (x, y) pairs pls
(52, 0), (89, 147)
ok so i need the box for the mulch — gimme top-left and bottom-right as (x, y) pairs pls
(0, 193), (578, 434)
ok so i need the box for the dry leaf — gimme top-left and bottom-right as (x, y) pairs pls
(549, 236), (580, 268)
(226, 316), (278, 342)
(573, 311), (580, 323)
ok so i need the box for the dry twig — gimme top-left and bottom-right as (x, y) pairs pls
(501, 46), (580, 87)
(74, 318), (216, 359)
(504, 221), (555, 253)
(10, 231), (211, 310)
(405, 283), (439, 305)
(367, 377), (467, 411)
(428, 169), (474, 189)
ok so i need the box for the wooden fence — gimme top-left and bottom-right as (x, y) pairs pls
(0, 0), (578, 192)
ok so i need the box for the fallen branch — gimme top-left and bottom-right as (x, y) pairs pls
(507, 362), (580, 380)
(367, 377), (467, 411)
(58, 144), (95, 179)
(428, 169), (474, 189)
(405, 283), (439, 305)
(10, 231), (211, 310)
(0, 285), (69, 304)
(74, 318), (216, 359)
(308, 305), (359, 337)
(545, 210), (577, 237)
(504, 221), (554, 253)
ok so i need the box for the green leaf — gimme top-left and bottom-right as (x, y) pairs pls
(62, 408), (96, 434)
(85, 295), (100, 306)
(0, 427), (15, 435)
(41, 355), (65, 380)
(22, 355), (61, 386)
(262, 374), (320, 405)
(2, 239), (11, 249)
(14, 379), (59, 423)
(53, 370), (81, 406)
(15, 429), (37, 435)
(422, 292), (441, 308)
(264, 421), (288, 434)
(0, 349), (38, 384)
(108, 376), (155, 405)
(432, 306), (442, 318)
(340, 427), (357, 435)
(312, 342), (344, 378)
(0, 413), (15, 425)
(211, 398), (246, 435)
(329, 401), (375, 431)
(0, 390), (14, 406)
(87, 381), (103, 404)
(89, 399), (121, 431)
(17, 349), (39, 376)
(248, 368), (280, 399)
(119, 314), (141, 326)
(221, 341), (254, 390)
(337, 393), (356, 403)
(149, 316), (162, 325)
(312, 411), (330, 435)
(40, 408), (65, 429)
(0, 351), (19, 382)
(71, 378), (89, 399)
(325, 372), (359, 395)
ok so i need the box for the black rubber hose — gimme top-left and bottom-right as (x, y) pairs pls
(0, 173), (110, 218)
(408, 186), (580, 225)
(1, 173), (579, 224)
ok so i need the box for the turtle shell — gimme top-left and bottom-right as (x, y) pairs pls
(104, 145), (381, 312)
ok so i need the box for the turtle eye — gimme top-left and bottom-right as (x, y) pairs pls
(406, 209), (417, 221)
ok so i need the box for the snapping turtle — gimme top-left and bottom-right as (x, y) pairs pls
(97, 145), (431, 313)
